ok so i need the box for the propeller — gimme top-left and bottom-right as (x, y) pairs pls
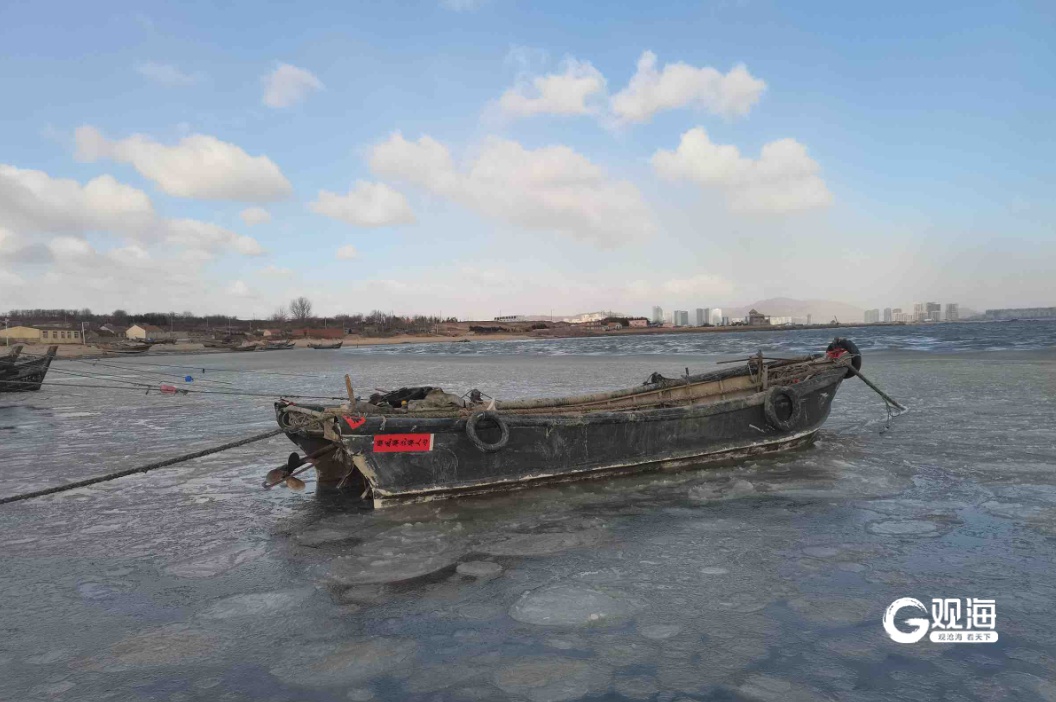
(262, 446), (337, 491)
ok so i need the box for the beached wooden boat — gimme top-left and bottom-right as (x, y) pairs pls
(98, 342), (153, 355)
(261, 341), (296, 351)
(0, 346), (58, 392)
(231, 343), (261, 352)
(307, 341), (343, 350)
(273, 343), (860, 507)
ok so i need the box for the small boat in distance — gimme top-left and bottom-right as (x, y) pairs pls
(0, 345), (58, 392)
(98, 342), (153, 355)
(307, 341), (343, 350)
(261, 341), (296, 351)
(273, 340), (863, 508)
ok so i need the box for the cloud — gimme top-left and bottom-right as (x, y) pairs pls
(336, 245), (358, 260)
(262, 63), (323, 108)
(0, 163), (264, 259)
(165, 219), (265, 256)
(240, 207), (272, 226)
(611, 51), (765, 124)
(652, 127), (832, 213)
(135, 62), (201, 86)
(0, 227), (54, 264)
(258, 264), (293, 278)
(0, 164), (155, 236)
(75, 126), (292, 202)
(369, 132), (654, 246)
(499, 58), (606, 117)
(227, 280), (252, 297)
(309, 181), (416, 227)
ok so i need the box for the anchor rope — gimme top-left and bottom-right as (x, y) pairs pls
(0, 377), (348, 400)
(0, 412), (337, 506)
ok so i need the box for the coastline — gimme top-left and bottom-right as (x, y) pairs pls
(7, 320), (962, 360)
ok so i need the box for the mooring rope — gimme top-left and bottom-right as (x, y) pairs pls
(0, 427), (287, 506)
(0, 378), (348, 400)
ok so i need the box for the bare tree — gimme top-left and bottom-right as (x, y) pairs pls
(289, 297), (313, 323)
(270, 305), (289, 324)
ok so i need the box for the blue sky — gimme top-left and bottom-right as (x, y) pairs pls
(1, 0), (1053, 319)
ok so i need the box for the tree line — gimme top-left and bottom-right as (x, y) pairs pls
(5, 298), (461, 334)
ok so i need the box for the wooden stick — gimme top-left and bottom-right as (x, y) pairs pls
(845, 365), (907, 412)
(344, 374), (354, 404)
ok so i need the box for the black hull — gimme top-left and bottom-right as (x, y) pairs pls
(278, 367), (845, 507)
(0, 346), (57, 393)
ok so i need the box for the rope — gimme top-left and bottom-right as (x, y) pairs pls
(0, 427), (285, 505)
(0, 406), (343, 506)
(0, 378), (347, 400)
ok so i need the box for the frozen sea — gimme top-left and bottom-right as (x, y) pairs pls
(2, 321), (1055, 701)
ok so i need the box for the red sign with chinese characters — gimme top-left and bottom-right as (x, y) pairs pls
(372, 433), (434, 452)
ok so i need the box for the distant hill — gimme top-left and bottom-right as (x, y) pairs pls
(725, 298), (867, 324)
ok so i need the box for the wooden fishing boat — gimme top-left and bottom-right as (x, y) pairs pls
(98, 342), (153, 355)
(273, 341), (862, 508)
(261, 341), (296, 350)
(307, 341), (343, 350)
(0, 346), (58, 392)
(231, 342), (261, 352)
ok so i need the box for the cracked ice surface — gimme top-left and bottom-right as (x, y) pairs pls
(1, 332), (1055, 701)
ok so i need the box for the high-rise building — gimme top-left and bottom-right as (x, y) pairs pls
(883, 307), (892, 323)
(695, 307), (711, 326)
(913, 302), (926, 322)
(945, 303), (959, 321)
(711, 308), (723, 325)
(864, 309), (880, 323)
(806, 314), (812, 325)
(673, 310), (689, 327)
(927, 302), (941, 322)
(652, 306), (664, 324)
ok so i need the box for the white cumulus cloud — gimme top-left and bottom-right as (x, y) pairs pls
(309, 181), (416, 227)
(369, 132), (654, 247)
(0, 164), (155, 236)
(135, 62), (201, 86)
(499, 58), (606, 117)
(652, 127), (832, 214)
(165, 219), (265, 256)
(75, 126), (292, 202)
(611, 51), (766, 124)
(263, 63), (324, 108)
(240, 207), (272, 226)
(336, 245), (358, 260)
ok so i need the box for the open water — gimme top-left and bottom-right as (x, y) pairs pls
(1, 321), (1055, 701)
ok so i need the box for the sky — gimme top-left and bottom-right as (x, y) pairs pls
(0, 0), (1053, 320)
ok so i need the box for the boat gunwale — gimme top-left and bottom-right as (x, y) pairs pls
(277, 365), (846, 434)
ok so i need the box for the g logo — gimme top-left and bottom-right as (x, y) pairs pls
(884, 597), (930, 643)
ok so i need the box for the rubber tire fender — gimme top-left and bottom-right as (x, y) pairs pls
(827, 337), (863, 378)
(764, 385), (803, 432)
(466, 411), (510, 453)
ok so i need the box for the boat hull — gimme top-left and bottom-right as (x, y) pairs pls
(278, 367), (845, 507)
(0, 346), (57, 393)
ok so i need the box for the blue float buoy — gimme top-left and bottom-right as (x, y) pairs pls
(185, 375), (194, 382)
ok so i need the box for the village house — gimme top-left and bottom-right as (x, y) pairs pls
(628, 318), (649, 328)
(126, 323), (173, 341)
(0, 325), (83, 344)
